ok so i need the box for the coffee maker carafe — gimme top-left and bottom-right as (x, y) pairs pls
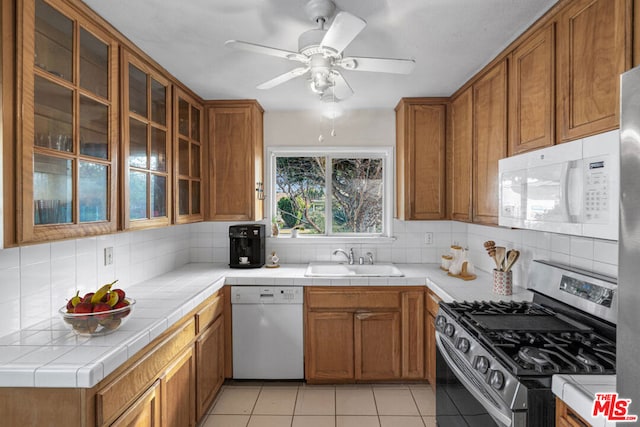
(229, 224), (265, 268)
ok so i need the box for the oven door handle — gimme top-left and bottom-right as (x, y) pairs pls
(436, 332), (513, 427)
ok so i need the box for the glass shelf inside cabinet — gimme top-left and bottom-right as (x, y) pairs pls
(34, 0), (72, 82)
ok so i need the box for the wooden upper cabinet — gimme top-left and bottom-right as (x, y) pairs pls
(206, 100), (264, 221)
(473, 60), (508, 225)
(174, 88), (203, 224)
(121, 50), (172, 229)
(509, 23), (555, 155)
(18, 0), (119, 243)
(557, 0), (631, 142)
(395, 99), (447, 220)
(448, 88), (473, 222)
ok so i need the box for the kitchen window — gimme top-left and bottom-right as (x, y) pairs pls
(268, 147), (393, 237)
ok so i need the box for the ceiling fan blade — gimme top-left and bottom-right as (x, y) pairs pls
(320, 12), (366, 55)
(339, 56), (416, 74)
(225, 40), (308, 63)
(331, 71), (354, 100)
(257, 67), (310, 90)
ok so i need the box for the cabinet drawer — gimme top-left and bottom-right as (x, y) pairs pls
(426, 289), (441, 317)
(196, 293), (223, 333)
(96, 318), (196, 426)
(306, 288), (401, 310)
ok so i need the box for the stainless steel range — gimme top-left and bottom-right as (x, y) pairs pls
(435, 260), (617, 427)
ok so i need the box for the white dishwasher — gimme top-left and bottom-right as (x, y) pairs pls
(231, 286), (304, 379)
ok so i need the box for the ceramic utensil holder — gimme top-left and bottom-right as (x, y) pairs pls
(493, 269), (513, 296)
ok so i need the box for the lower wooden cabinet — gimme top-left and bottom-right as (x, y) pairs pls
(306, 311), (355, 381)
(556, 397), (591, 427)
(111, 380), (161, 427)
(305, 287), (425, 383)
(160, 347), (196, 427)
(355, 311), (401, 380)
(425, 288), (442, 389)
(196, 315), (225, 419)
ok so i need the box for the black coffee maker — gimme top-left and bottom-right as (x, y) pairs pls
(229, 224), (265, 268)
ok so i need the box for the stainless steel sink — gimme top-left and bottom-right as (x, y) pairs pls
(305, 263), (404, 277)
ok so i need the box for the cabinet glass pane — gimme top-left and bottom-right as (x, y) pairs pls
(151, 174), (166, 217)
(192, 181), (201, 214)
(79, 161), (107, 222)
(34, 0), (72, 82)
(128, 64), (147, 116)
(80, 95), (108, 159)
(33, 154), (72, 224)
(80, 28), (108, 98)
(129, 118), (147, 168)
(151, 79), (166, 125)
(150, 128), (166, 172)
(178, 98), (189, 136)
(179, 139), (189, 175)
(191, 144), (200, 178)
(34, 76), (73, 152)
(191, 106), (200, 141)
(129, 171), (147, 220)
(179, 179), (189, 215)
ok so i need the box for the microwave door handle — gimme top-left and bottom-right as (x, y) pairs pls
(561, 160), (579, 223)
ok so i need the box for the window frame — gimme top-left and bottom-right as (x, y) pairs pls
(267, 146), (394, 238)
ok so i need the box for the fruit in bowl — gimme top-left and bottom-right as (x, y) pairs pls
(60, 280), (135, 336)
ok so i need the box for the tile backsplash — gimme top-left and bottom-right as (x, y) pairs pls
(0, 220), (618, 338)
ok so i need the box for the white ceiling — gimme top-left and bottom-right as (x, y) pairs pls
(82, 0), (558, 111)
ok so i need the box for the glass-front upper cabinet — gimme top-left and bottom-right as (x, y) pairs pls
(19, 0), (118, 243)
(122, 50), (172, 229)
(174, 88), (203, 223)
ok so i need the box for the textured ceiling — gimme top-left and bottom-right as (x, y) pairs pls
(82, 0), (558, 111)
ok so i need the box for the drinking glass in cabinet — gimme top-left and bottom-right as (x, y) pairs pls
(33, 154), (72, 225)
(34, 0), (72, 82)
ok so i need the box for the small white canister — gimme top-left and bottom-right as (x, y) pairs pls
(441, 255), (453, 271)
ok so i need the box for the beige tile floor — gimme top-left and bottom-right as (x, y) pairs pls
(201, 382), (436, 427)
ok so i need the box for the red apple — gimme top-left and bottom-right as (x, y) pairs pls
(74, 301), (93, 316)
(92, 302), (113, 320)
(82, 292), (95, 303)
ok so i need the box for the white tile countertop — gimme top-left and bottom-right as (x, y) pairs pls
(552, 374), (618, 427)
(0, 262), (532, 389)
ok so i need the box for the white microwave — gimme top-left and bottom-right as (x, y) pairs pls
(498, 130), (619, 240)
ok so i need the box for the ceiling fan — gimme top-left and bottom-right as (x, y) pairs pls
(225, 0), (416, 101)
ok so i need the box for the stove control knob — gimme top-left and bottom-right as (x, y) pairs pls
(435, 315), (447, 330)
(490, 370), (505, 390)
(444, 323), (455, 337)
(456, 337), (470, 353)
(476, 356), (490, 374)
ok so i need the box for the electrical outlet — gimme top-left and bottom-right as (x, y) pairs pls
(104, 247), (114, 266)
(425, 232), (434, 245)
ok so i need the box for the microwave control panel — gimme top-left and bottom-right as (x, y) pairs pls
(584, 156), (609, 224)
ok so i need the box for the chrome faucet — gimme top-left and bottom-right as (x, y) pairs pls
(333, 248), (355, 265)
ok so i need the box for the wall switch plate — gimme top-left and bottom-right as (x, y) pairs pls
(425, 232), (434, 245)
(104, 247), (114, 266)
